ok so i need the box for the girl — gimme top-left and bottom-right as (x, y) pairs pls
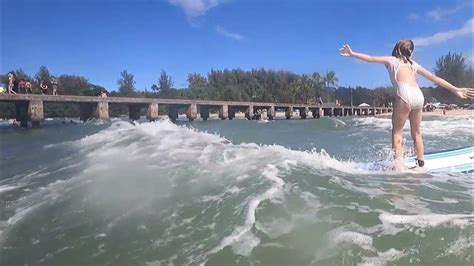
(7, 72), (18, 94)
(339, 40), (474, 169)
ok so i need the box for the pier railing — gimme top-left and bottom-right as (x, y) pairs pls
(0, 94), (392, 126)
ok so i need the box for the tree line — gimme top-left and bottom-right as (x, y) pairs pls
(1, 52), (472, 118)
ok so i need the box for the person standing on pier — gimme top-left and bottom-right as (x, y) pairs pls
(51, 77), (58, 95)
(7, 72), (18, 94)
(40, 80), (48, 94)
(317, 96), (323, 105)
(340, 40), (474, 169)
(18, 79), (27, 94)
(25, 80), (33, 94)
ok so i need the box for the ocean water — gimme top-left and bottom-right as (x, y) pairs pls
(0, 115), (473, 266)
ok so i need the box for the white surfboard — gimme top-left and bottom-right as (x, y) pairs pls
(405, 146), (473, 173)
(364, 147), (473, 173)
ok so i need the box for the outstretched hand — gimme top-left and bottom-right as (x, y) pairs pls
(455, 88), (474, 99)
(339, 44), (353, 57)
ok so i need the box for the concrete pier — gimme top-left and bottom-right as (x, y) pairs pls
(285, 106), (293, 119)
(96, 101), (109, 120)
(186, 103), (198, 121)
(0, 94), (393, 126)
(219, 104), (228, 120)
(267, 106), (275, 120)
(147, 103), (159, 121)
(245, 105), (254, 120)
(28, 100), (44, 127)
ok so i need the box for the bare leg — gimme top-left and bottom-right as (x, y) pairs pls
(392, 97), (410, 164)
(409, 107), (424, 161)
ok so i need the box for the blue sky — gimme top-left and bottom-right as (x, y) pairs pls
(2, 0), (473, 91)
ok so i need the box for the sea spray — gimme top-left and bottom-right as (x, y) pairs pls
(0, 117), (472, 265)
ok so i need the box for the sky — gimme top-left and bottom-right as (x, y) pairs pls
(2, 0), (473, 91)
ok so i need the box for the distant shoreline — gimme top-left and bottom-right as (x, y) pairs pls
(376, 109), (473, 118)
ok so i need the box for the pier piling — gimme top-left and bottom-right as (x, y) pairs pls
(267, 106), (275, 120)
(146, 103), (159, 121)
(245, 105), (254, 120)
(28, 100), (44, 126)
(285, 106), (293, 119)
(219, 104), (228, 120)
(186, 103), (198, 121)
(96, 101), (109, 120)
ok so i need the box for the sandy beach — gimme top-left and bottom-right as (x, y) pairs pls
(420, 109), (473, 117)
(202, 109), (474, 119)
(377, 109), (473, 118)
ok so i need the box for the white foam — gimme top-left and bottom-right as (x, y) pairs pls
(0, 185), (19, 194)
(5, 117), (471, 265)
(332, 231), (375, 251)
(255, 218), (294, 239)
(420, 197), (459, 204)
(353, 116), (474, 138)
(205, 164), (285, 258)
(230, 230), (261, 256)
(7, 205), (40, 225)
(359, 248), (406, 266)
(379, 213), (474, 228)
(445, 236), (474, 256)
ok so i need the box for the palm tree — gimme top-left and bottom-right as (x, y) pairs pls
(311, 72), (325, 101)
(323, 70), (338, 89)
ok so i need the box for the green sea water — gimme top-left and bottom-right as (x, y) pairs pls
(0, 115), (473, 265)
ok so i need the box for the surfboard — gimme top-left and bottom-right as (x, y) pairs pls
(364, 147), (473, 173)
(405, 146), (473, 173)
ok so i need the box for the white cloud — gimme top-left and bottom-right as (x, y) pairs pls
(412, 18), (474, 47)
(426, 2), (471, 21)
(215, 25), (243, 41)
(409, 1), (472, 22)
(168, 0), (223, 18)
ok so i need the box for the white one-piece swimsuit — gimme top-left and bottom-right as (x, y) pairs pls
(386, 56), (424, 110)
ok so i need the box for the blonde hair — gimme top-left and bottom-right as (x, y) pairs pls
(392, 39), (414, 64)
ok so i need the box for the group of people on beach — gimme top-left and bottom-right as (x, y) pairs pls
(5, 72), (58, 95)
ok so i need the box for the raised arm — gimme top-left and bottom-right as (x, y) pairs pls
(417, 65), (474, 99)
(339, 44), (391, 65)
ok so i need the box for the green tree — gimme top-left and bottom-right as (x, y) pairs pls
(156, 70), (173, 92)
(435, 52), (466, 86)
(58, 75), (89, 95)
(434, 52), (470, 104)
(35, 66), (51, 85)
(117, 70), (136, 97)
(84, 84), (107, 96)
(187, 73), (208, 99)
(323, 70), (338, 88)
(290, 74), (313, 104)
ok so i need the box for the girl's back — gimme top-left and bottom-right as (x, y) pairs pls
(395, 61), (418, 87)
